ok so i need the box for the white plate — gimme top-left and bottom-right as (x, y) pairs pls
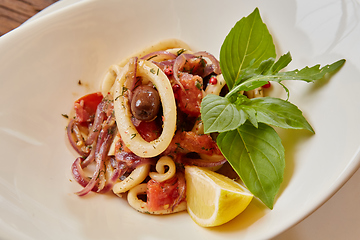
(22, 0), (85, 25)
(1, 0), (360, 239)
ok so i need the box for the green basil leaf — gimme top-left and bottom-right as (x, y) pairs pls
(233, 58), (275, 87)
(227, 59), (345, 97)
(239, 106), (258, 128)
(248, 97), (314, 132)
(220, 8), (276, 90)
(217, 121), (285, 209)
(272, 59), (345, 82)
(255, 58), (276, 75)
(271, 52), (292, 74)
(251, 59), (345, 84)
(201, 94), (247, 134)
(235, 79), (269, 92)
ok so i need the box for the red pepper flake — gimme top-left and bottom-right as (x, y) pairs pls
(164, 66), (173, 76)
(262, 81), (271, 88)
(209, 76), (217, 85)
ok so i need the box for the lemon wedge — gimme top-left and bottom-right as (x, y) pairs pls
(185, 165), (253, 227)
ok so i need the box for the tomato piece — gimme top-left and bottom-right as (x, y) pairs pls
(134, 119), (162, 142)
(181, 131), (221, 156)
(164, 131), (221, 156)
(176, 73), (203, 117)
(147, 175), (182, 211)
(74, 92), (103, 123)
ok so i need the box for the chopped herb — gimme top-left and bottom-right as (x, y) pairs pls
(121, 86), (128, 96)
(200, 57), (206, 68)
(177, 49), (186, 56)
(62, 114), (69, 119)
(147, 54), (158, 61)
(96, 170), (106, 180)
(189, 65), (195, 74)
(195, 79), (202, 90)
(201, 147), (209, 151)
(175, 142), (184, 150)
(130, 133), (136, 139)
(150, 68), (156, 74)
(135, 77), (142, 86)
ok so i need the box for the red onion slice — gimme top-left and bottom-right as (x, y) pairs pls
(98, 158), (128, 194)
(81, 140), (97, 168)
(67, 119), (89, 157)
(193, 51), (221, 75)
(85, 101), (106, 145)
(71, 157), (99, 192)
(75, 115), (117, 196)
(86, 96), (114, 145)
(152, 59), (175, 73)
(173, 54), (194, 91)
(115, 151), (156, 169)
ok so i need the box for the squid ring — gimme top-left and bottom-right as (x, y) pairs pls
(113, 59), (177, 158)
(112, 163), (151, 195)
(101, 64), (123, 96)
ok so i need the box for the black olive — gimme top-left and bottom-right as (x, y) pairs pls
(131, 85), (160, 121)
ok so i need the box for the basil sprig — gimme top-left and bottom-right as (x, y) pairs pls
(201, 8), (345, 209)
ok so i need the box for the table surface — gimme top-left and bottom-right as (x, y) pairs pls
(0, 0), (58, 36)
(1, 1), (360, 240)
